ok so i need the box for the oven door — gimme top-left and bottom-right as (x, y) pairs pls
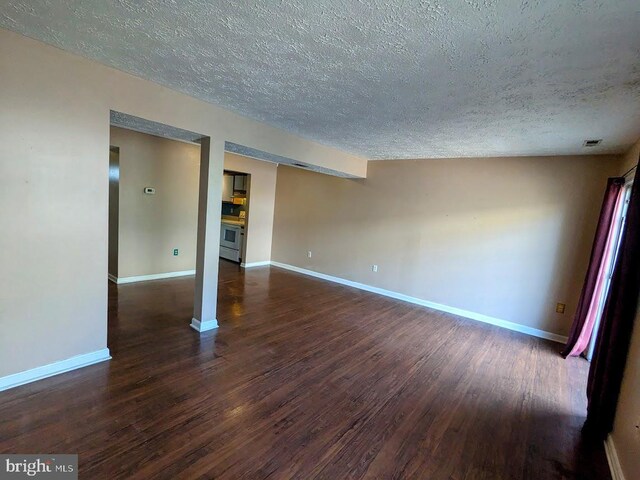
(220, 224), (241, 250)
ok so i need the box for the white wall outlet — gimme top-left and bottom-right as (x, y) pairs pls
(307, 250), (312, 258)
(372, 264), (378, 272)
(144, 187), (155, 195)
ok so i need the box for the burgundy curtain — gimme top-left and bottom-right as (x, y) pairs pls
(584, 167), (640, 439)
(561, 177), (625, 357)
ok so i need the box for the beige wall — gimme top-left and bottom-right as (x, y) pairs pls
(0, 28), (364, 379)
(612, 304), (640, 479)
(272, 155), (622, 336)
(110, 127), (200, 278)
(619, 137), (640, 174)
(224, 153), (278, 265)
(610, 136), (640, 480)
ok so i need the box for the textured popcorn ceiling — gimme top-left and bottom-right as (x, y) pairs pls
(3, 1), (640, 159)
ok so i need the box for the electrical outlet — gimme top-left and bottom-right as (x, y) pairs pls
(173, 248), (179, 256)
(307, 250), (312, 258)
(556, 303), (566, 314)
(372, 264), (378, 272)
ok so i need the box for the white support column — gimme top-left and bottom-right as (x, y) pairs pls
(191, 137), (223, 332)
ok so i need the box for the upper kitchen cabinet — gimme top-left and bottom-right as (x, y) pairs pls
(222, 172), (249, 203)
(222, 174), (234, 202)
(233, 174), (247, 192)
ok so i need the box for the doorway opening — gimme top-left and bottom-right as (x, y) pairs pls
(108, 146), (120, 282)
(107, 110), (224, 345)
(108, 123), (201, 285)
(220, 170), (251, 264)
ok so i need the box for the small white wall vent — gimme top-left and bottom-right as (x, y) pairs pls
(583, 139), (602, 147)
(144, 187), (156, 195)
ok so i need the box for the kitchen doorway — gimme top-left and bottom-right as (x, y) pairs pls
(220, 170), (251, 264)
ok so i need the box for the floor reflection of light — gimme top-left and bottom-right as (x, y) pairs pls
(232, 302), (244, 317)
(228, 405), (245, 418)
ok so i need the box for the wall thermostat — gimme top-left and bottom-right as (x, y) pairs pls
(144, 187), (156, 195)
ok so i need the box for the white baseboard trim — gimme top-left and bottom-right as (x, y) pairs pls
(191, 318), (219, 333)
(113, 270), (196, 284)
(269, 261), (568, 344)
(604, 435), (626, 480)
(241, 261), (271, 268)
(108, 273), (118, 284)
(0, 348), (111, 392)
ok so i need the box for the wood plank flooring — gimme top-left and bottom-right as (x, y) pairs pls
(0, 260), (611, 479)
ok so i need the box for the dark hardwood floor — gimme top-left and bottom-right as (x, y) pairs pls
(0, 260), (610, 479)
